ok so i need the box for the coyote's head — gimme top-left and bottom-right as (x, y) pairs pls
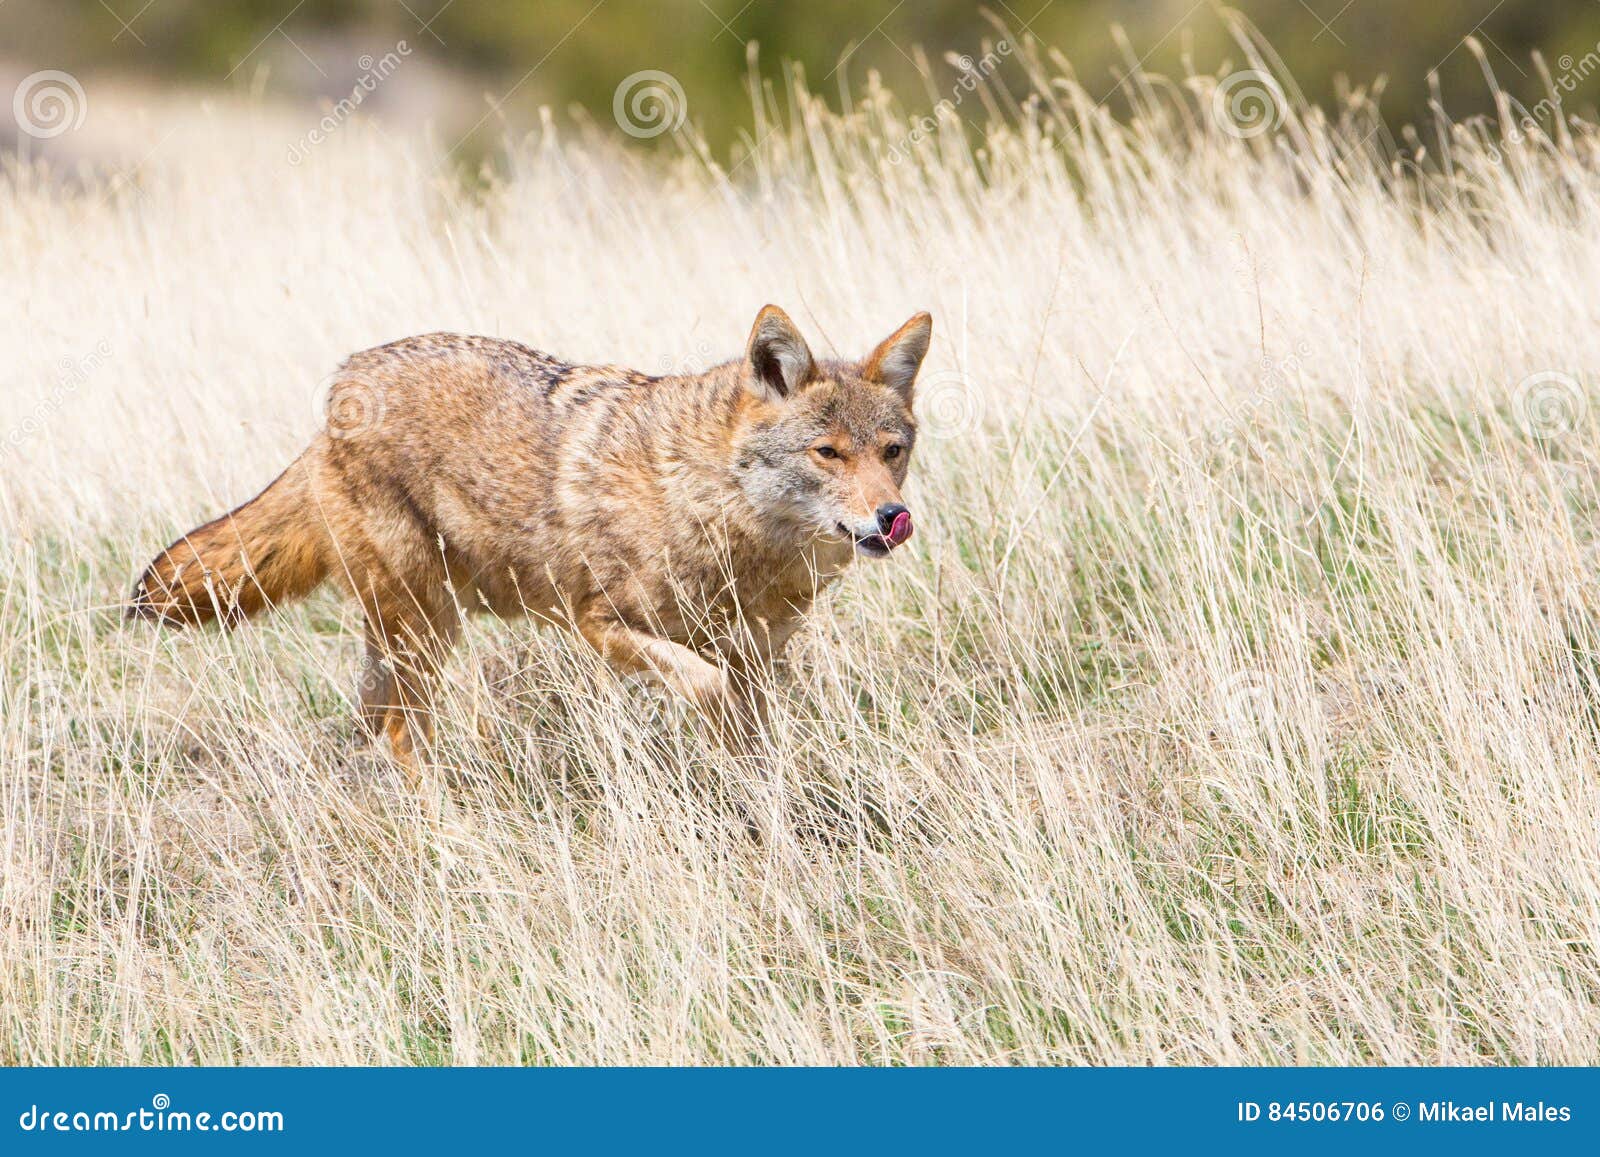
(733, 305), (931, 558)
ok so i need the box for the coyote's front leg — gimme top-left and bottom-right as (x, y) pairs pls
(576, 612), (759, 749)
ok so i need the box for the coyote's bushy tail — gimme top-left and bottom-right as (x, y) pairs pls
(129, 457), (331, 627)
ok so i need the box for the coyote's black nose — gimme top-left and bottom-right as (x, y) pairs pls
(876, 503), (909, 534)
(876, 503), (913, 548)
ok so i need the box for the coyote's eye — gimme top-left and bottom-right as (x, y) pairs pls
(813, 445), (840, 460)
(884, 444), (903, 460)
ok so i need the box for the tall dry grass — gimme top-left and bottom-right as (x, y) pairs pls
(3, 29), (1600, 1063)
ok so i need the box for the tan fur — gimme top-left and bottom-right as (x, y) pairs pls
(130, 306), (931, 762)
(129, 457), (330, 627)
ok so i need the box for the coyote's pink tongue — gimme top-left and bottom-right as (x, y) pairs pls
(887, 510), (914, 547)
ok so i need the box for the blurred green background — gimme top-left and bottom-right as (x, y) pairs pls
(5, 1), (1600, 147)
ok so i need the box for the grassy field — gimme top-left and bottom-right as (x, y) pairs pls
(3, 38), (1600, 1064)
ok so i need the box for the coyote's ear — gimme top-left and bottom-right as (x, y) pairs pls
(745, 305), (816, 401)
(862, 312), (932, 402)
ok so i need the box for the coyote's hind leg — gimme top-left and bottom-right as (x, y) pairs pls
(360, 602), (460, 765)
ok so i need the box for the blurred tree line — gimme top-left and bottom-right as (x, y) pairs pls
(8, 1), (1600, 146)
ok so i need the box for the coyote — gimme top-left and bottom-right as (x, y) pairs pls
(130, 306), (930, 760)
